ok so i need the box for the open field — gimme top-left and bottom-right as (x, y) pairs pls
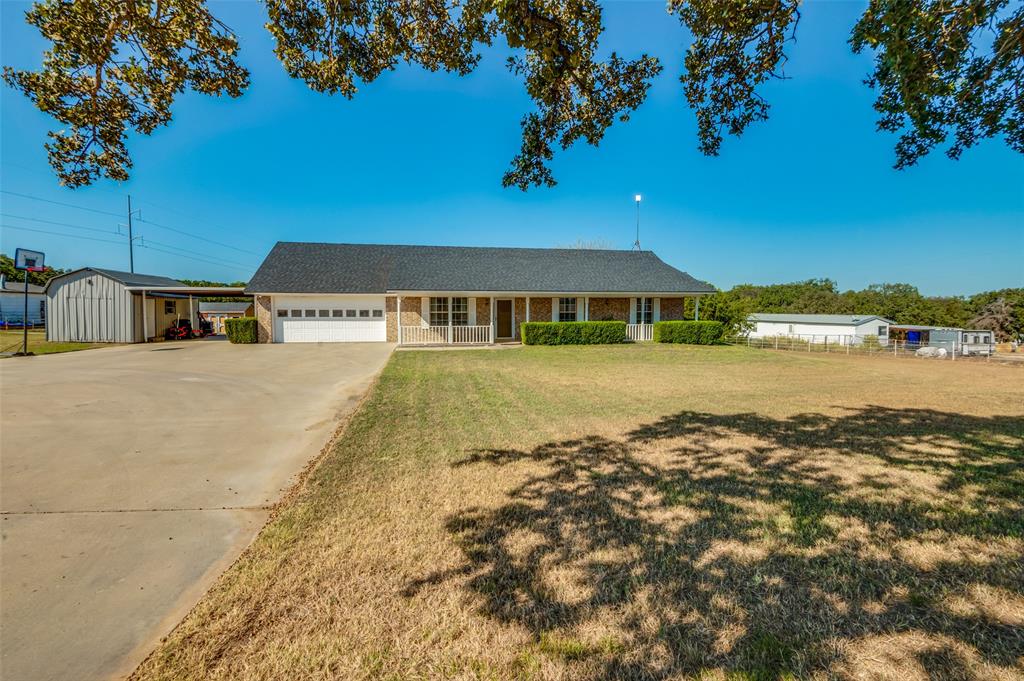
(131, 345), (1024, 681)
(0, 329), (109, 356)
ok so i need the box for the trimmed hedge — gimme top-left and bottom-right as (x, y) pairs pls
(521, 321), (627, 345)
(652, 320), (725, 344)
(225, 316), (258, 344)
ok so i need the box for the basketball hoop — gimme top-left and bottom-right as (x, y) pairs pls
(14, 248), (46, 272)
(12, 248), (46, 355)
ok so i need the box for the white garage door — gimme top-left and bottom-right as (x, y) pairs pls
(274, 296), (386, 343)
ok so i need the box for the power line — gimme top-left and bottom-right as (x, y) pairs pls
(136, 217), (263, 256)
(140, 237), (258, 270)
(0, 212), (117, 235)
(138, 243), (253, 273)
(0, 223), (126, 245)
(0, 190), (123, 217)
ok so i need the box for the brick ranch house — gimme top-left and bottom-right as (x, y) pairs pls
(245, 242), (715, 344)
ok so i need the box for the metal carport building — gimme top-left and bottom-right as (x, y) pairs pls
(45, 267), (247, 343)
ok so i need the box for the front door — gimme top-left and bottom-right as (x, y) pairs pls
(496, 299), (513, 338)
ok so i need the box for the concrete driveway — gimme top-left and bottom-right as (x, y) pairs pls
(0, 340), (394, 681)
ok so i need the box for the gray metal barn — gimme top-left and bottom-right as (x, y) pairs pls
(44, 268), (247, 343)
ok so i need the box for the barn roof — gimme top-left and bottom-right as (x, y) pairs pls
(43, 267), (186, 292)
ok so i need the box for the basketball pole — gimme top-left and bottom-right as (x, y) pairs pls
(22, 275), (28, 355)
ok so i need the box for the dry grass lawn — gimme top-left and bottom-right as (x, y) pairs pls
(0, 329), (109, 355)
(131, 345), (1024, 681)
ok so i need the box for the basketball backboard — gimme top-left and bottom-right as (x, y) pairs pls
(14, 248), (45, 272)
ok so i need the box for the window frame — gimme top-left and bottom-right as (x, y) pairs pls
(430, 297), (450, 326)
(635, 297), (653, 325)
(276, 309), (288, 317)
(558, 297), (577, 323)
(451, 297), (469, 326)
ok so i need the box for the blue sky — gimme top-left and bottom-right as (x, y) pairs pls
(2, 1), (1021, 295)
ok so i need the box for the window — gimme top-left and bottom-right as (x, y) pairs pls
(559, 298), (577, 322)
(277, 309), (288, 317)
(318, 309), (329, 317)
(430, 297), (449, 326)
(788, 324), (795, 334)
(372, 309), (383, 318)
(635, 297), (653, 325)
(878, 326), (887, 336)
(304, 309), (316, 317)
(451, 297), (468, 326)
(963, 333), (969, 342)
(346, 309), (356, 318)
(332, 310), (344, 318)
(40, 300), (46, 323)
(291, 309), (302, 317)
(164, 300), (176, 314)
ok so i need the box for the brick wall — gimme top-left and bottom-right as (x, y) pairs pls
(255, 296), (272, 343)
(660, 297), (685, 321)
(514, 297), (526, 340)
(589, 297), (630, 322)
(528, 297), (552, 323)
(475, 297), (491, 326)
(388, 296), (424, 342)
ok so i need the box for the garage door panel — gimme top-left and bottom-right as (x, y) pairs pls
(274, 296), (386, 343)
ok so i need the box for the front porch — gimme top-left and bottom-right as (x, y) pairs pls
(393, 294), (706, 346)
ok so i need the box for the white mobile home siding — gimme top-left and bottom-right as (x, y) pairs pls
(751, 319), (889, 343)
(0, 291), (45, 325)
(46, 270), (137, 343)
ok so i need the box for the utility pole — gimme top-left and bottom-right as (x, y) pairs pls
(632, 194), (642, 251)
(127, 194), (135, 273)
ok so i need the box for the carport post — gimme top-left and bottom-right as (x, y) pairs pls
(189, 294), (194, 329)
(141, 289), (147, 343)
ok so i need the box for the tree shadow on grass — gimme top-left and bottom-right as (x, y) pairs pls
(405, 406), (1024, 680)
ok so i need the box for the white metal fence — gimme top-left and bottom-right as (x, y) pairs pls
(627, 324), (653, 342)
(734, 334), (997, 360)
(400, 325), (492, 345)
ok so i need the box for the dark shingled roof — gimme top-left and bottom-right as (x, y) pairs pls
(246, 242), (714, 294)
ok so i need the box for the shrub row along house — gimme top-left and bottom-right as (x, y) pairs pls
(244, 243), (715, 344)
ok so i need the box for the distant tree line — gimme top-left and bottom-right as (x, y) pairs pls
(178, 279), (250, 302)
(699, 280), (1024, 342)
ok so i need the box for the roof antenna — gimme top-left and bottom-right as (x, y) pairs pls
(632, 194), (642, 251)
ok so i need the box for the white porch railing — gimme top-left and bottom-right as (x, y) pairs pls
(626, 323), (653, 342)
(400, 325), (492, 345)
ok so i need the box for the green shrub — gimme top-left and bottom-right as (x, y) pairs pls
(652, 320), (725, 344)
(521, 321), (627, 345)
(225, 316), (258, 344)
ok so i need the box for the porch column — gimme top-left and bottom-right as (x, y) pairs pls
(447, 296), (453, 344)
(490, 296), (495, 343)
(397, 297), (403, 344)
(584, 296), (589, 321)
(526, 296), (530, 322)
(695, 297), (700, 321)
(141, 290), (147, 343)
(189, 294), (194, 328)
